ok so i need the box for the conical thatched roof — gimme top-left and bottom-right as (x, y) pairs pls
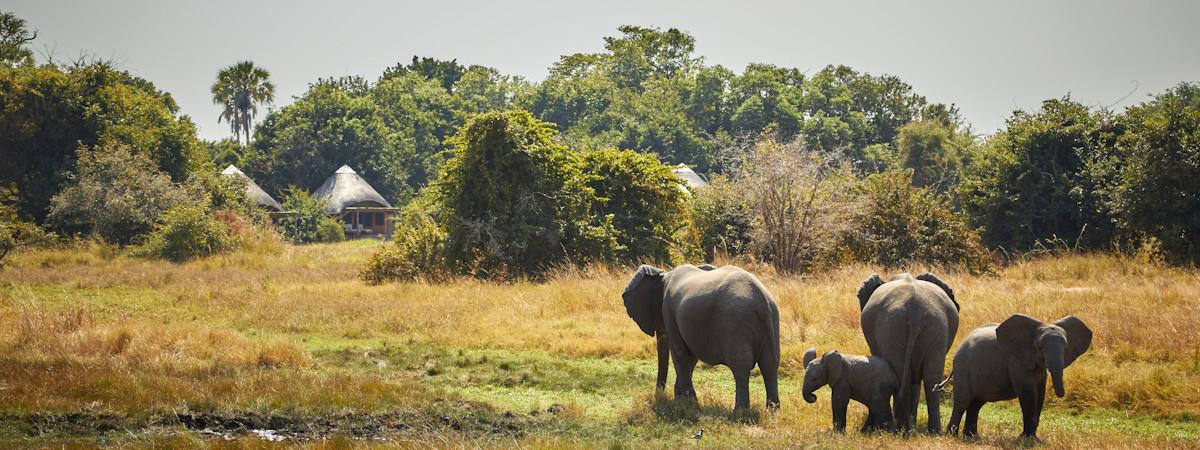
(672, 164), (708, 189)
(221, 165), (283, 212)
(314, 165), (391, 214)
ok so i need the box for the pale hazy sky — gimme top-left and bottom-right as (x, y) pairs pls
(8, 0), (1199, 141)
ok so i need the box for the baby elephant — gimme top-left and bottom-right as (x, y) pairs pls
(946, 314), (1093, 440)
(802, 348), (898, 433)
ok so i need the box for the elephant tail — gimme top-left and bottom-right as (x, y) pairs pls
(762, 301), (781, 364)
(899, 323), (922, 391)
(933, 370), (953, 393)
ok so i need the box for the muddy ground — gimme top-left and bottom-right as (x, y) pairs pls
(0, 399), (571, 445)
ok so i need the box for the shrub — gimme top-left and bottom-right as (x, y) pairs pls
(688, 175), (753, 261)
(316, 217), (346, 243)
(733, 139), (864, 273)
(213, 209), (284, 255)
(276, 187), (343, 244)
(432, 110), (613, 278)
(853, 169), (992, 273)
(133, 201), (234, 262)
(360, 210), (449, 284)
(1, 199), (52, 268)
(581, 148), (686, 264)
(193, 169), (268, 225)
(47, 144), (191, 245)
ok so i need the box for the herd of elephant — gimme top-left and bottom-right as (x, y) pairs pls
(621, 264), (1093, 440)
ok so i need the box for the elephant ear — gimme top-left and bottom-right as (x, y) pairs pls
(916, 272), (958, 311)
(996, 314), (1043, 368)
(622, 265), (665, 337)
(823, 351), (846, 386)
(857, 273), (885, 311)
(1054, 315), (1093, 367)
(803, 348), (817, 367)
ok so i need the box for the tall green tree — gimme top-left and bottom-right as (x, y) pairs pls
(603, 25), (700, 91)
(801, 65), (930, 160)
(959, 98), (1118, 250)
(380, 56), (466, 91)
(211, 61), (275, 144)
(0, 62), (204, 221)
(1101, 83), (1200, 264)
(0, 11), (35, 67)
(251, 80), (397, 199)
(894, 120), (971, 192)
(728, 63), (805, 139)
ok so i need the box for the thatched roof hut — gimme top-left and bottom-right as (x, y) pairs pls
(221, 165), (283, 212)
(314, 165), (397, 238)
(672, 164), (709, 189)
(313, 165), (392, 215)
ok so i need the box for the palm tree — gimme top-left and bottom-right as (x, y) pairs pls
(211, 61), (275, 144)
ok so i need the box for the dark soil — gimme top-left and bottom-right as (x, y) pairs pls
(0, 399), (569, 444)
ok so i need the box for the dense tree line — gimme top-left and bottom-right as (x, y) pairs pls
(225, 26), (949, 205)
(1, 13), (1197, 269)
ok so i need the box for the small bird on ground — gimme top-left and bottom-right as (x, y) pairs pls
(692, 429), (703, 439)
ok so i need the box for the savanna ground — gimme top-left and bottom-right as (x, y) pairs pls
(1, 241), (1198, 449)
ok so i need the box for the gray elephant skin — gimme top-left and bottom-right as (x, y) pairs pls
(858, 272), (959, 433)
(622, 264), (781, 410)
(946, 314), (1092, 439)
(802, 348), (898, 433)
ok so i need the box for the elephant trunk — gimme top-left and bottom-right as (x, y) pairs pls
(802, 380), (818, 403)
(655, 330), (670, 390)
(1046, 347), (1066, 397)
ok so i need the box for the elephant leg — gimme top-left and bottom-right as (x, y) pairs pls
(1032, 381), (1046, 437)
(963, 400), (984, 438)
(669, 343), (698, 399)
(877, 400), (895, 432)
(831, 395), (848, 433)
(1016, 386), (1039, 438)
(731, 366), (751, 411)
(759, 358), (780, 409)
(907, 383), (920, 431)
(860, 410), (875, 433)
(924, 369), (943, 434)
(947, 388), (969, 435)
(655, 332), (670, 390)
(893, 383), (912, 432)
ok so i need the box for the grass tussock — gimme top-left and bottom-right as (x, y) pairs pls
(1, 241), (1199, 446)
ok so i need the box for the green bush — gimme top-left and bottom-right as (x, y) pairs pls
(276, 187), (343, 244)
(581, 148), (686, 264)
(47, 144), (191, 245)
(1, 199), (53, 268)
(855, 169), (991, 273)
(688, 175), (753, 261)
(432, 110), (614, 278)
(133, 201), (234, 262)
(316, 217), (346, 243)
(360, 211), (449, 284)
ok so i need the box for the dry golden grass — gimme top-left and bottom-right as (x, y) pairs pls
(1, 240), (1198, 447)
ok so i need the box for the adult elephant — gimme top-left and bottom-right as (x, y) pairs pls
(858, 272), (959, 433)
(622, 264), (780, 411)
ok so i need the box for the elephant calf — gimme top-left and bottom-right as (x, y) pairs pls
(622, 264), (781, 411)
(946, 314), (1093, 439)
(802, 348), (897, 433)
